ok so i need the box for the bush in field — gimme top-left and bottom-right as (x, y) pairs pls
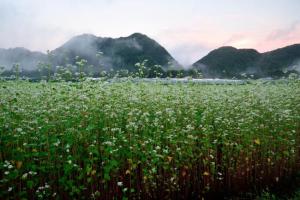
(288, 73), (299, 80)
(37, 50), (54, 81)
(11, 63), (21, 80)
(0, 66), (5, 79)
(54, 65), (73, 81)
(134, 59), (149, 78)
(75, 56), (88, 81)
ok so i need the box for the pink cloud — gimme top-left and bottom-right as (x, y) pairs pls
(154, 25), (229, 64)
(157, 20), (300, 66)
(257, 22), (300, 52)
(222, 34), (257, 49)
(211, 22), (300, 53)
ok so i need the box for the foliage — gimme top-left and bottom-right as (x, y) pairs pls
(0, 80), (300, 199)
(75, 56), (88, 80)
(37, 50), (54, 81)
(11, 63), (21, 80)
(0, 66), (5, 79)
(193, 44), (300, 78)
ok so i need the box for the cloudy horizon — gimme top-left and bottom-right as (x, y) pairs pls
(1, 0), (300, 65)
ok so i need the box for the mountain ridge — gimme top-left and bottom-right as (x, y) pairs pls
(192, 44), (300, 78)
(51, 32), (179, 73)
(0, 33), (180, 73)
(0, 33), (299, 78)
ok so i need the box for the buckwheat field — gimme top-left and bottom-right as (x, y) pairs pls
(1, 80), (300, 199)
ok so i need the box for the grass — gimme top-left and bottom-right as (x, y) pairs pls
(0, 79), (300, 199)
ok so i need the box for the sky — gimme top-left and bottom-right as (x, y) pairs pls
(0, 0), (300, 65)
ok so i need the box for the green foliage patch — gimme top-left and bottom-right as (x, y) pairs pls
(0, 80), (300, 199)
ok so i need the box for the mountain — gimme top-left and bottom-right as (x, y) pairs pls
(51, 33), (179, 73)
(0, 47), (46, 71)
(258, 44), (300, 77)
(193, 44), (300, 78)
(0, 33), (179, 77)
(1, 34), (299, 79)
(192, 46), (261, 78)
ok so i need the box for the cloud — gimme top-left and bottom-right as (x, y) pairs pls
(155, 25), (230, 66)
(166, 44), (211, 67)
(256, 21), (300, 51)
(218, 21), (300, 53)
(222, 34), (257, 49)
(268, 21), (300, 40)
(1, 0), (300, 66)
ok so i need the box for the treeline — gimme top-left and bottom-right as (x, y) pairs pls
(0, 57), (203, 81)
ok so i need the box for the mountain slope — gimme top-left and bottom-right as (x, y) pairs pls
(0, 47), (46, 71)
(259, 44), (300, 76)
(193, 46), (261, 78)
(193, 44), (300, 78)
(0, 33), (179, 76)
(52, 33), (179, 73)
(1, 35), (299, 79)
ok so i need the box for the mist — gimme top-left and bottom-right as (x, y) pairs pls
(1, 0), (300, 66)
(289, 60), (300, 72)
(0, 48), (46, 71)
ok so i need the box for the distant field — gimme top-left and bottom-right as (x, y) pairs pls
(0, 80), (300, 199)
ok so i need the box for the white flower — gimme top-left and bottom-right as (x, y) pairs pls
(103, 141), (113, 146)
(16, 128), (22, 132)
(53, 140), (60, 147)
(4, 171), (9, 175)
(29, 171), (37, 175)
(22, 173), (28, 179)
(117, 181), (123, 187)
(8, 187), (12, 192)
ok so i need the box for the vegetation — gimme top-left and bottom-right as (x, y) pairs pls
(37, 50), (54, 81)
(75, 57), (88, 81)
(0, 79), (299, 199)
(51, 33), (179, 73)
(193, 44), (300, 79)
(11, 63), (21, 80)
(0, 66), (5, 78)
(1, 34), (300, 79)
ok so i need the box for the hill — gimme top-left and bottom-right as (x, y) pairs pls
(51, 33), (179, 74)
(0, 47), (46, 71)
(193, 44), (300, 78)
(0, 33), (180, 77)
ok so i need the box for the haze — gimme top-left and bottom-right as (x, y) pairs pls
(1, 0), (300, 65)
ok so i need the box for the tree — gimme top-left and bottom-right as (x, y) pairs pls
(12, 63), (21, 80)
(96, 51), (105, 75)
(75, 56), (88, 80)
(134, 59), (149, 78)
(148, 65), (164, 78)
(37, 50), (54, 81)
(54, 66), (73, 81)
(0, 65), (5, 76)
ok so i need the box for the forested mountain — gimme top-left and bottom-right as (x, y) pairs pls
(193, 44), (300, 78)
